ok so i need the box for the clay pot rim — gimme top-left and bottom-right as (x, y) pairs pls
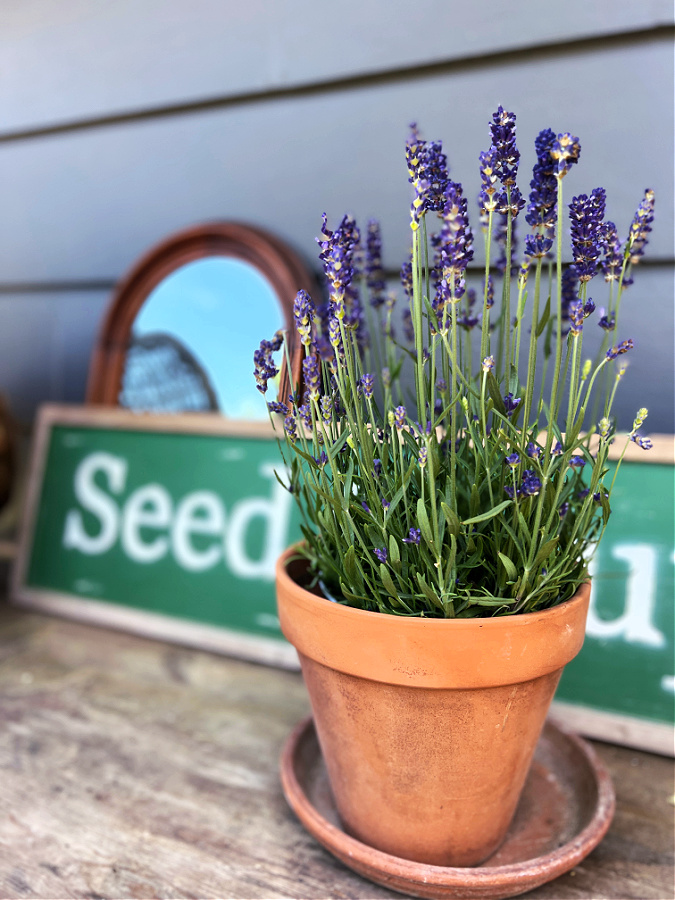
(276, 543), (589, 629)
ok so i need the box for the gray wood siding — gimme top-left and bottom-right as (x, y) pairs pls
(0, 4), (672, 430)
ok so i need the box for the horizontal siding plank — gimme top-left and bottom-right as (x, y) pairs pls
(0, 292), (108, 424)
(0, 38), (671, 286)
(0, 0), (673, 133)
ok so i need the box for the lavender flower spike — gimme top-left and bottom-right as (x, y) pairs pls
(569, 188), (606, 282)
(303, 355), (321, 400)
(293, 290), (315, 348)
(526, 128), (557, 230)
(551, 133), (581, 179)
(403, 527), (421, 545)
(374, 547), (387, 563)
(490, 106), (520, 187)
(627, 189), (655, 265)
(606, 338), (634, 360)
(406, 124), (450, 230)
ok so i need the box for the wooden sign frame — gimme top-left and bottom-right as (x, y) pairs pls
(12, 404), (300, 669)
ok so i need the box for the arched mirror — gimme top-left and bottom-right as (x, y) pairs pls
(87, 223), (314, 418)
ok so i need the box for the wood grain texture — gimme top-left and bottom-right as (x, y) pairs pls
(0, 602), (672, 899)
(0, 1), (672, 134)
(0, 37), (672, 287)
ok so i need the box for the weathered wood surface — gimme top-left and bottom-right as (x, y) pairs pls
(0, 601), (672, 900)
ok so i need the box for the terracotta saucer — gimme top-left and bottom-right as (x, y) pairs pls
(280, 716), (615, 900)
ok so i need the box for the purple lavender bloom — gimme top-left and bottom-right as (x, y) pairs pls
(303, 355), (321, 400)
(504, 484), (516, 499)
(402, 309), (415, 343)
(436, 378), (447, 393)
(569, 300), (584, 336)
(503, 393), (521, 417)
(297, 402), (312, 429)
(418, 446), (428, 467)
(601, 222), (623, 283)
(521, 470), (542, 496)
(606, 339), (634, 360)
(293, 290), (315, 348)
(381, 497), (390, 510)
(552, 440), (563, 456)
(361, 501), (371, 514)
(394, 405), (406, 429)
(583, 299), (596, 318)
(485, 273), (495, 309)
(403, 527), (421, 545)
(400, 256), (413, 299)
(569, 188), (606, 282)
(253, 334), (282, 394)
(506, 452), (520, 467)
(328, 315), (344, 357)
(320, 395), (333, 424)
(315, 451), (329, 467)
(478, 148), (499, 214)
(317, 213), (360, 317)
(437, 181), (475, 277)
(366, 219), (387, 307)
(525, 234), (553, 258)
(283, 413), (298, 443)
(374, 547), (388, 563)
(569, 456), (586, 468)
(526, 128), (557, 230)
(361, 373), (374, 400)
(490, 107), (520, 187)
(627, 189), (655, 265)
(495, 186), (525, 218)
(631, 434), (653, 450)
(578, 488), (590, 499)
(373, 459), (382, 477)
(267, 400), (288, 415)
(551, 133), (581, 179)
(527, 442), (542, 459)
(406, 125), (450, 229)
(559, 501), (569, 518)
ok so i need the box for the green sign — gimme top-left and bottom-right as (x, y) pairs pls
(13, 406), (674, 752)
(14, 405), (303, 666)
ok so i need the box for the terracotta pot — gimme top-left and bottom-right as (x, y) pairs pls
(276, 548), (591, 868)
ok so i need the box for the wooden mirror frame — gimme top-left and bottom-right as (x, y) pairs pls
(87, 222), (316, 408)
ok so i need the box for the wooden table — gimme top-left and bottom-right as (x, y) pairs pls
(0, 602), (673, 900)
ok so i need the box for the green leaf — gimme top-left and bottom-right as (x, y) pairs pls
(339, 581), (368, 607)
(417, 498), (434, 548)
(598, 489), (611, 525)
(532, 537), (558, 571)
(389, 534), (401, 572)
(415, 572), (445, 612)
(380, 564), (401, 602)
(342, 545), (363, 592)
(440, 502), (460, 537)
(498, 552), (518, 582)
(535, 296), (551, 338)
(470, 483), (480, 518)
(462, 499), (513, 526)
(487, 372), (506, 416)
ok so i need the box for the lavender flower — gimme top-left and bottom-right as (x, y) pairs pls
(381, 497), (390, 510)
(374, 547), (387, 563)
(373, 458), (382, 477)
(478, 149), (499, 214)
(436, 181), (475, 281)
(597, 308), (615, 331)
(485, 273), (495, 309)
(527, 442), (542, 459)
(297, 402), (312, 429)
(253, 332), (283, 394)
(606, 339), (634, 360)
(361, 373), (374, 400)
(293, 290), (315, 348)
(317, 213), (360, 317)
(400, 256), (413, 299)
(482, 355), (495, 372)
(403, 527), (421, 545)
(394, 405), (406, 429)
(506, 452), (520, 467)
(631, 435), (653, 450)
(569, 301), (584, 336)
(601, 222), (623, 282)
(627, 189), (655, 265)
(503, 393), (521, 417)
(320, 395), (333, 424)
(569, 188), (606, 282)
(559, 502), (569, 518)
(552, 441), (563, 456)
(315, 451), (328, 467)
(504, 484), (516, 499)
(521, 470), (542, 496)
(490, 106), (520, 187)
(526, 128), (557, 230)
(551, 133), (581, 179)
(402, 309), (415, 343)
(525, 233), (553, 258)
(267, 400), (288, 416)
(418, 446), (428, 467)
(303, 355), (321, 400)
(569, 456), (586, 468)
(406, 125), (450, 229)
(366, 219), (387, 307)
(362, 501), (371, 514)
(283, 413), (298, 443)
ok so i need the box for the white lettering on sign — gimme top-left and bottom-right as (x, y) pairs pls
(62, 453), (292, 580)
(587, 544), (666, 648)
(63, 452), (128, 554)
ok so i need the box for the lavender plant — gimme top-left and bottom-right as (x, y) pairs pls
(255, 107), (655, 617)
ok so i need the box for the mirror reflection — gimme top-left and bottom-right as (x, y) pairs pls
(119, 257), (284, 418)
